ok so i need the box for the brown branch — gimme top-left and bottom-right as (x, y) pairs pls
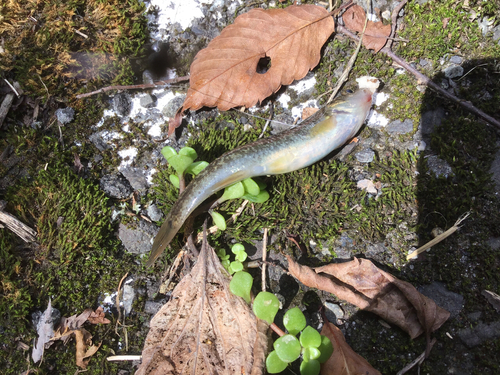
(0, 204), (37, 243)
(385, 0), (409, 50)
(337, 25), (500, 130)
(75, 76), (190, 99)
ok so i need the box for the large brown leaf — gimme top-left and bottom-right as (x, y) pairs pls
(287, 256), (450, 339)
(137, 230), (267, 375)
(342, 4), (391, 53)
(181, 4), (335, 113)
(321, 321), (381, 375)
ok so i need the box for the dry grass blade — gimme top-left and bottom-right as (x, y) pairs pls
(137, 226), (267, 375)
(181, 5), (335, 113)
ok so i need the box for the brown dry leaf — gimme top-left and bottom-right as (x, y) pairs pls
(342, 4), (391, 52)
(321, 321), (381, 375)
(137, 229), (268, 375)
(87, 306), (111, 325)
(74, 328), (101, 369)
(171, 4), (334, 134)
(287, 256), (450, 339)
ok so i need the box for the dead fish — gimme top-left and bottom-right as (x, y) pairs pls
(147, 87), (375, 266)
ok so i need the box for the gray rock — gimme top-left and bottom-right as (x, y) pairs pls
(425, 155), (454, 178)
(449, 56), (463, 64)
(324, 302), (344, 322)
(144, 300), (164, 315)
(418, 282), (464, 318)
(100, 174), (133, 199)
(420, 107), (446, 136)
(487, 237), (500, 250)
(118, 220), (159, 255)
(120, 167), (148, 191)
(121, 284), (135, 316)
(355, 148), (375, 163)
(493, 25), (500, 42)
(89, 131), (111, 151)
(140, 94), (156, 108)
(55, 108), (75, 124)
(162, 95), (186, 118)
(113, 93), (132, 117)
(444, 65), (464, 79)
(365, 242), (389, 258)
(419, 58), (429, 67)
(147, 204), (164, 222)
(333, 234), (355, 259)
(457, 321), (500, 348)
(142, 70), (155, 84)
(386, 119), (414, 135)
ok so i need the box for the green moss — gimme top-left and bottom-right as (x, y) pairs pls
(0, 0), (149, 100)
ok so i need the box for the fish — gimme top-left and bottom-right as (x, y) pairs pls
(147, 88), (375, 266)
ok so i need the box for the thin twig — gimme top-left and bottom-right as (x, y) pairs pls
(258, 103), (274, 138)
(270, 322), (286, 337)
(397, 338), (437, 375)
(324, 16), (367, 104)
(261, 228), (268, 292)
(385, 0), (409, 50)
(107, 355), (142, 361)
(3, 79), (20, 97)
(337, 25), (500, 130)
(407, 212), (471, 260)
(75, 76), (190, 99)
(73, 28), (88, 38)
(115, 272), (129, 336)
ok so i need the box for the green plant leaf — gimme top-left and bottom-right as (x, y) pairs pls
(242, 178), (260, 196)
(210, 211), (226, 231)
(169, 174), (180, 189)
(229, 261), (244, 273)
(161, 146), (177, 160)
(266, 350), (288, 374)
(302, 347), (321, 362)
(219, 181), (245, 203)
(185, 161), (209, 176)
(221, 259), (231, 270)
(168, 154), (195, 175)
(283, 307), (307, 336)
(178, 146), (198, 161)
(229, 271), (253, 304)
(300, 358), (320, 375)
(231, 243), (245, 254)
(242, 190), (270, 203)
(300, 326), (321, 348)
(253, 291), (280, 324)
(274, 334), (301, 363)
(317, 335), (334, 363)
(234, 251), (247, 262)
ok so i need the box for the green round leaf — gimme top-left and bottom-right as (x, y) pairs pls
(235, 251), (247, 262)
(274, 334), (301, 363)
(178, 146), (198, 161)
(161, 146), (177, 160)
(169, 174), (180, 189)
(253, 291), (280, 324)
(300, 359), (320, 375)
(229, 271), (253, 304)
(283, 307), (306, 336)
(185, 161), (209, 176)
(229, 261), (244, 274)
(266, 350), (288, 374)
(221, 259), (231, 271)
(242, 190), (269, 203)
(302, 347), (321, 362)
(168, 154), (195, 175)
(231, 243), (245, 254)
(300, 326), (322, 349)
(220, 181), (245, 202)
(317, 335), (334, 363)
(210, 211), (226, 231)
(216, 248), (227, 258)
(242, 178), (260, 196)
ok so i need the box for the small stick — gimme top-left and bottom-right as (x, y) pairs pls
(0, 82), (21, 128)
(107, 355), (142, 361)
(407, 212), (471, 260)
(115, 272), (129, 336)
(75, 76), (190, 99)
(337, 25), (500, 130)
(0, 204), (37, 243)
(270, 322), (286, 337)
(258, 103), (274, 139)
(385, 0), (409, 50)
(73, 29), (88, 39)
(396, 338), (437, 375)
(261, 228), (268, 292)
(3, 79), (20, 97)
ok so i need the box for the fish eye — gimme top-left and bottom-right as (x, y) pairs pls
(345, 89), (354, 94)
